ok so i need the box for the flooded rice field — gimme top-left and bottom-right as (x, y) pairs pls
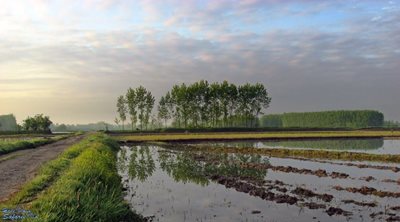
(188, 138), (400, 154)
(118, 140), (400, 222)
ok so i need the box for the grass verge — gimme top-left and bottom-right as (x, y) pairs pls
(114, 130), (400, 142)
(0, 133), (141, 222)
(0, 135), (69, 156)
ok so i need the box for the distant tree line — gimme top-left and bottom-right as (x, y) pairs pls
(116, 80), (271, 130)
(261, 110), (384, 129)
(0, 114), (52, 132)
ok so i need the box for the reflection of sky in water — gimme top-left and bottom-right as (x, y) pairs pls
(189, 139), (400, 154)
(118, 145), (400, 222)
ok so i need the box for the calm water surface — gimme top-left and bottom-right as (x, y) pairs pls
(118, 144), (400, 222)
(188, 138), (400, 154)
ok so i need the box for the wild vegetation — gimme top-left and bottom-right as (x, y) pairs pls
(0, 133), (142, 222)
(261, 110), (384, 128)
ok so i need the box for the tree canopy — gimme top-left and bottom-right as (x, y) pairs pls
(22, 114), (53, 132)
(116, 81), (271, 130)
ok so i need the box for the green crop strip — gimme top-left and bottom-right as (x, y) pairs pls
(0, 135), (69, 156)
(1, 133), (142, 222)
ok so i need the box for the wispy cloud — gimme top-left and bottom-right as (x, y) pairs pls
(0, 0), (399, 123)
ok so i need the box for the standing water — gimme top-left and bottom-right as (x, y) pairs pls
(118, 142), (400, 222)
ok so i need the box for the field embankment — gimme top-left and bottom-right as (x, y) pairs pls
(0, 134), (84, 201)
(0, 133), (142, 222)
(114, 130), (400, 143)
(0, 135), (69, 156)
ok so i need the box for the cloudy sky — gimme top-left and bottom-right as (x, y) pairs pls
(0, 0), (399, 124)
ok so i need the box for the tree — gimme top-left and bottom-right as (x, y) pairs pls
(143, 91), (155, 130)
(126, 88), (137, 131)
(158, 96), (169, 127)
(135, 86), (147, 130)
(116, 95), (127, 131)
(23, 114), (52, 132)
(114, 117), (120, 130)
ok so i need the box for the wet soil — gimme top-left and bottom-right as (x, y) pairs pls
(333, 185), (400, 198)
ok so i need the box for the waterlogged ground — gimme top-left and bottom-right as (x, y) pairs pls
(118, 142), (400, 222)
(187, 138), (400, 154)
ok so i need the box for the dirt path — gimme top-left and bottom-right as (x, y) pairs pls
(0, 134), (86, 201)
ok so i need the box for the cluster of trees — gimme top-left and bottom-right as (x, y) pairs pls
(116, 81), (271, 130)
(157, 81), (271, 128)
(116, 86), (155, 130)
(261, 110), (384, 129)
(22, 114), (53, 132)
(0, 114), (18, 131)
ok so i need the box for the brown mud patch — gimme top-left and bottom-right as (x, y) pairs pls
(333, 185), (400, 198)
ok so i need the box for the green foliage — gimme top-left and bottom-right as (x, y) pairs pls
(0, 136), (67, 155)
(124, 86), (155, 131)
(260, 114), (282, 127)
(261, 110), (384, 128)
(0, 114), (18, 131)
(9, 133), (142, 222)
(116, 95), (127, 130)
(161, 80), (270, 128)
(6, 136), (88, 205)
(23, 114), (53, 132)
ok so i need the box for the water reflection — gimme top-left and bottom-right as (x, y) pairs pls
(127, 146), (156, 181)
(262, 138), (384, 150)
(159, 151), (269, 185)
(159, 151), (209, 186)
(120, 145), (269, 185)
(189, 138), (391, 153)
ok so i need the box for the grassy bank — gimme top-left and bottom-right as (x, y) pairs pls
(0, 133), (141, 222)
(0, 135), (69, 156)
(114, 130), (400, 142)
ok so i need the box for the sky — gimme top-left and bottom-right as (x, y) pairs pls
(0, 0), (399, 124)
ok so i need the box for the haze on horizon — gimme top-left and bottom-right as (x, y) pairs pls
(0, 0), (399, 124)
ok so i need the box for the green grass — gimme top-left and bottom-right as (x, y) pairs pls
(0, 135), (69, 156)
(1, 133), (141, 222)
(114, 130), (400, 142)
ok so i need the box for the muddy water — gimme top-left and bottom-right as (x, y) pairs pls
(118, 144), (400, 222)
(188, 138), (400, 154)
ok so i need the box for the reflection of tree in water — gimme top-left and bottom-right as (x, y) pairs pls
(128, 146), (156, 181)
(206, 153), (269, 181)
(117, 146), (128, 172)
(158, 150), (269, 186)
(159, 151), (209, 186)
(263, 138), (384, 150)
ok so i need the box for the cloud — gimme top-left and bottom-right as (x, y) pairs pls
(0, 0), (399, 123)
